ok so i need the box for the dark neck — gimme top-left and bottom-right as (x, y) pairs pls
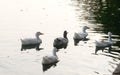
(63, 33), (67, 39)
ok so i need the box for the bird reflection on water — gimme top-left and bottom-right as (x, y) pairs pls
(42, 61), (59, 72)
(21, 44), (44, 51)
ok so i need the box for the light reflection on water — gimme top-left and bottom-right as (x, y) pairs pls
(0, 0), (119, 75)
(71, 0), (120, 74)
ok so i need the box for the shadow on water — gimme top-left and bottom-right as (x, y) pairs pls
(82, 0), (120, 37)
(21, 44), (44, 51)
(71, 0), (120, 74)
(101, 52), (120, 60)
(73, 0), (120, 55)
(42, 61), (59, 72)
(82, 38), (90, 41)
(79, 0), (120, 33)
(81, 38), (90, 44)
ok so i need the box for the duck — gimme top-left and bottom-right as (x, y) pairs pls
(53, 30), (68, 49)
(95, 32), (113, 54)
(21, 32), (44, 51)
(42, 61), (58, 72)
(73, 26), (89, 46)
(42, 47), (59, 65)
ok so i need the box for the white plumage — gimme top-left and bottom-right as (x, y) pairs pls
(42, 47), (59, 65)
(21, 32), (43, 45)
(21, 32), (44, 51)
(73, 26), (89, 46)
(21, 38), (42, 45)
(95, 32), (113, 54)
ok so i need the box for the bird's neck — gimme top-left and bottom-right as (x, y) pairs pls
(53, 48), (57, 57)
(36, 35), (40, 39)
(82, 28), (86, 33)
(108, 34), (112, 42)
(63, 33), (68, 39)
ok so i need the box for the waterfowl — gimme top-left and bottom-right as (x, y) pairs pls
(42, 61), (58, 72)
(21, 32), (44, 51)
(95, 32), (113, 54)
(73, 26), (89, 46)
(53, 30), (68, 49)
(42, 47), (59, 65)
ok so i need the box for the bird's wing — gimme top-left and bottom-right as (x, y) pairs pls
(74, 32), (87, 39)
(21, 38), (41, 44)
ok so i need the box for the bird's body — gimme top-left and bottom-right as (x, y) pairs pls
(95, 32), (113, 54)
(42, 47), (59, 65)
(73, 26), (89, 46)
(21, 38), (42, 45)
(53, 31), (68, 49)
(21, 32), (43, 51)
(42, 56), (58, 64)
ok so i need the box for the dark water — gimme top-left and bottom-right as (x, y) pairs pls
(0, 0), (120, 75)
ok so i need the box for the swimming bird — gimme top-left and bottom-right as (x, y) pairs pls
(21, 32), (44, 51)
(53, 30), (68, 49)
(42, 61), (58, 72)
(73, 26), (89, 46)
(42, 47), (59, 65)
(95, 32), (113, 54)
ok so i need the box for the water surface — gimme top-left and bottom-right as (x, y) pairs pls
(0, 0), (120, 75)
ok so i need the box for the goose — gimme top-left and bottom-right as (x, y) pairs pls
(42, 47), (59, 65)
(95, 32), (113, 54)
(21, 32), (44, 51)
(53, 30), (68, 49)
(42, 61), (58, 72)
(73, 26), (89, 46)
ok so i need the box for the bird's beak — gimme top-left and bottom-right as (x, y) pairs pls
(87, 27), (90, 29)
(40, 33), (44, 35)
